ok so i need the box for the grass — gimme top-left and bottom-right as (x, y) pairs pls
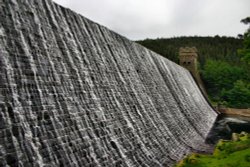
(175, 132), (250, 167)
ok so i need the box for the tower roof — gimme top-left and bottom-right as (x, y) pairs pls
(179, 47), (198, 58)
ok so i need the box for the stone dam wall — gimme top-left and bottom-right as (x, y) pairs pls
(0, 0), (218, 166)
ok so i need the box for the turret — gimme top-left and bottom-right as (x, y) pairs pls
(179, 47), (198, 77)
(179, 47), (209, 100)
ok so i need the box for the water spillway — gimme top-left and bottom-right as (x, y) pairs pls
(0, 0), (217, 166)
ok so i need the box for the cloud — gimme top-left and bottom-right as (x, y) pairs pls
(53, 0), (250, 40)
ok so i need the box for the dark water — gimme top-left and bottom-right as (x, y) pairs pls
(206, 114), (250, 144)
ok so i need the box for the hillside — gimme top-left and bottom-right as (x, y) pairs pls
(137, 36), (243, 67)
(137, 36), (250, 108)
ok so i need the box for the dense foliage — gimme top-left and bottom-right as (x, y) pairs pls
(137, 33), (250, 108)
(175, 132), (250, 167)
(238, 17), (250, 65)
(221, 80), (250, 108)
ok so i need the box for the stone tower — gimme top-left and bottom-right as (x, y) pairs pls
(179, 47), (198, 77)
(179, 47), (208, 99)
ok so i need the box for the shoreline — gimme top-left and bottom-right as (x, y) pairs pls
(218, 108), (250, 118)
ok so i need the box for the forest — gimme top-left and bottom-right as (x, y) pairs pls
(137, 18), (250, 108)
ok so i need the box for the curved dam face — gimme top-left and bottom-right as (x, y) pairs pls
(0, 0), (217, 166)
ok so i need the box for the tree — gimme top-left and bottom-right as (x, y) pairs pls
(241, 17), (250, 25)
(202, 59), (244, 101)
(238, 17), (250, 65)
(221, 80), (250, 108)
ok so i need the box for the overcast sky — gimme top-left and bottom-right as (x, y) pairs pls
(53, 0), (250, 40)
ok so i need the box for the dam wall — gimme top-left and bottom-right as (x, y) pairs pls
(0, 0), (217, 166)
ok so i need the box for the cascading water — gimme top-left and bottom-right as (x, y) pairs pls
(0, 0), (217, 166)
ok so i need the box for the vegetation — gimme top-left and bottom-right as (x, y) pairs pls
(221, 80), (250, 108)
(202, 59), (250, 108)
(137, 18), (250, 108)
(137, 36), (242, 67)
(175, 132), (250, 167)
(238, 17), (250, 65)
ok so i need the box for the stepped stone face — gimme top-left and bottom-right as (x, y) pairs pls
(0, 0), (217, 166)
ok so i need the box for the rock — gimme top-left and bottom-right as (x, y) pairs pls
(232, 133), (239, 141)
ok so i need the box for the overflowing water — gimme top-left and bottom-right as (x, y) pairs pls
(0, 0), (217, 166)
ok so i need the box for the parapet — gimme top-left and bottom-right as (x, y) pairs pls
(179, 47), (198, 58)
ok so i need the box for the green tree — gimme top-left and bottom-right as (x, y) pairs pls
(238, 17), (250, 65)
(202, 59), (244, 101)
(221, 80), (250, 108)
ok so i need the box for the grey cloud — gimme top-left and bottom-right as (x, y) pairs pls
(53, 0), (250, 40)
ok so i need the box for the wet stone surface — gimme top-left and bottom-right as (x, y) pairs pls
(0, 0), (217, 166)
